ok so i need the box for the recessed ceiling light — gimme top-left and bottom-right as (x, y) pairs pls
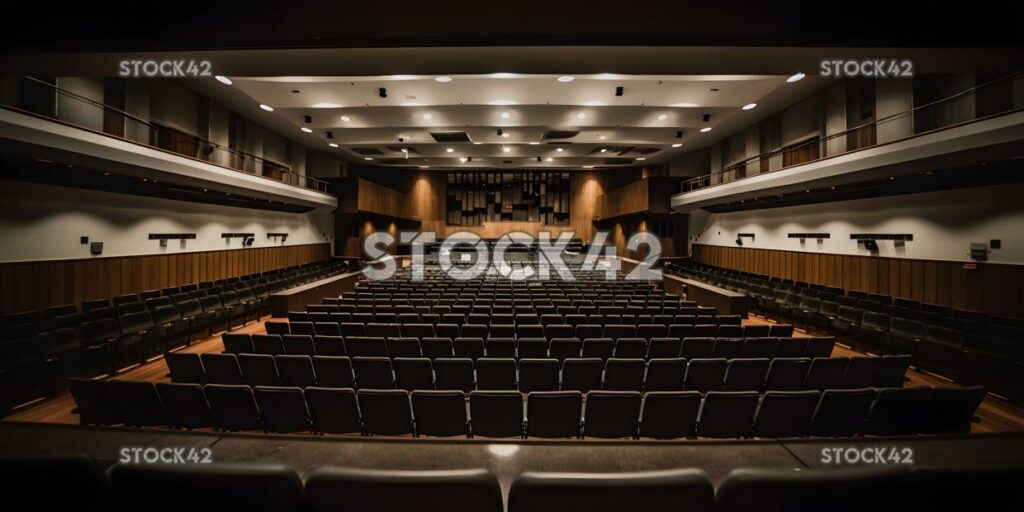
(598, 135), (606, 140)
(501, 132), (510, 138)
(576, 112), (587, 119)
(364, 157), (374, 160)
(742, 103), (757, 110)
(545, 157), (554, 162)
(340, 115), (351, 122)
(434, 76), (453, 83)
(259, 104), (274, 112)
(311, 102), (342, 108)
(500, 111), (511, 119)
(700, 127), (712, 133)
(502, 147), (511, 153)
(672, 143), (683, 148)
(422, 113), (433, 120)
(300, 127), (313, 133)
(787, 72), (805, 83)
(459, 157), (468, 163)
(214, 75), (233, 85)
(488, 100), (518, 106)
(636, 157), (646, 161)
(557, 75), (575, 83)
(328, 143), (339, 148)
(600, 148), (607, 153)
(556, 147), (564, 152)
(446, 147), (455, 153)
(670, 102), (699, 108)
(657, 114), (669, 121)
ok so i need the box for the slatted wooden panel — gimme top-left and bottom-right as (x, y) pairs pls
(691, 243), (1024, 318)
(0, 243), (331, 315)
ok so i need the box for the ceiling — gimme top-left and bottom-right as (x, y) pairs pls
(208, 73), (810, 169)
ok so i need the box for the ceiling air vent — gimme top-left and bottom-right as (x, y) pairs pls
(633, 147), (660, 155)
(353, 147), (384, 155)
(430, 132), (471, 143)
(543, 130), (579, 140)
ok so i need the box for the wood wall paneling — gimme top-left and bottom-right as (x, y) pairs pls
(691, 243), (1024, 318)
(0, 243), (331, 315)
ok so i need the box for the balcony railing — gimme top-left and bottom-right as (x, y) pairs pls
(0, 76), (330, 194)
(681, 72), (1024, 193)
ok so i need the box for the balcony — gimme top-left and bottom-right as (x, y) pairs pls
(0, 77), (334, 207)
(674, 73), (1024, 211)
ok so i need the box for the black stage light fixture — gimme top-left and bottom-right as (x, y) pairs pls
(304, 115), (312, 123)
(326, 131), (334, 139)
(615, 86), (624, 96)
(675, 131), (683, 139)
(378, 88), (387, 98)
(497, 128), (503, 136)
(702, 114), (711, 123)
(537, 156), (542, 162)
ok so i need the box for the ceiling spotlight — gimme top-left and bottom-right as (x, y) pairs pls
(378, 88), (388, 98)
(473, 141), (483, 145)
(672, 143), (682, 148)
(576, 112), (587, 119)
(657, 114), (669, 121)
(434, 76), (453, 83)
(787, 72), (805, 83)
(742, 103), (757, 110)
(675, 131), (683, 138)
(502, 147), (511, 153)
(340, 115), (351, 122)
(584, 165), (594, 169)
(700, 127), (712, 133)
(615, 86), (624, 96)
(214, 75), (232, 85)
(558, 75), (575, 83)
(600, 148), (608, 153)
(300, 127), (313, 133)
(556, 147), (564, 152)
(636, 157), (646, 161)
(545, 157), (554, 162)
(501, 132), (510, 138)
(422, 113), (433, 120)
(500, 111), (511, 119)
(529, 142), (540, 145)
(259, 104), (274, 112)
(446, 147), (455, 153)
(459, 157), (468, 163)
(401, 148), (408, 153)
(328, 143), (339, 148)
(598, 135), (606, 140)
(364, 157), (374, 160)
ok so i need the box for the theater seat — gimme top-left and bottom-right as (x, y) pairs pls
(509, 469), (714, 512)
(526, 391), (582, 438)
(109, 463), (305, 512)
(306, 467), (502, 512)
(156, 382), (213, 430)
(469, 390), (524, 438)
(583, 390), (641, 438)
(412, 390), (468, 437)
(304, 386), (361, 434)
(0, 455), (112, 512)
(254, 386), (310, 433)
(358, 389), (413, 435)
(716, 467), (911, 512)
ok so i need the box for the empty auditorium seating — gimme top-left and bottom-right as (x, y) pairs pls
(509, 469), (715, 512)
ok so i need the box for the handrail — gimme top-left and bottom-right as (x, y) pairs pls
(682, 71), (1024, 193)
(2, 76), (331, 194)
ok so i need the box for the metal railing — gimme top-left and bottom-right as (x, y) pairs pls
(682, 72), (1024, 193)
(0, 76), (330, 194)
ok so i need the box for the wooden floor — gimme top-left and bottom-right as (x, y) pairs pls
(7, 314), (1024, 433)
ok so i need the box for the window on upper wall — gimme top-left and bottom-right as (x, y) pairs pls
(446, 172), (571, 226)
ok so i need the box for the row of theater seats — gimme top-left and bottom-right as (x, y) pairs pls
(168, 352), (912, 393)
(669, 262), (1024, 400)
(67, 378), (983, 438)
(0, 261), (349, 416)
(7, 456), (1020, 512)
(267, 319), (790, 340)
(301, 303), (721, 320)
(230, 331), (823, 360)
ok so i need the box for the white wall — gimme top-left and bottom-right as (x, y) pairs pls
(0, 180), (334, 263)
(689, 183), (1024, 264)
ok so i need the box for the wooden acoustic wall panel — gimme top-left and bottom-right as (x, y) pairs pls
(597, 178), (649, 220)
(691, 244), (1024, 318)
(357, 178), (417, 221)
(0, 243), (331, 315)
